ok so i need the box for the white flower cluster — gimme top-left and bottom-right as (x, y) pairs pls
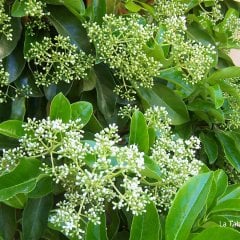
(85, 14), (162, 100)
(0, 107), (203, 237)
(154, 0), (217, 84)
(0, 0), (12, 40)
(174, 40), (216, 84)
(199, 0), (223, 27)
(25, 35), (94, 86)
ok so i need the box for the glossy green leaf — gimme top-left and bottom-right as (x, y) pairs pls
(22, 194), (53, 240)
(199, 133), (218, 164)
(188, 99), (224, 123)
(71, 101), (93, 126)
(129, 110), (149, 153)
(165, 172), (213, 240)
(215, 131), (240, 171)
(192, 227), (240, 240)
(28, 177), (53, 198)
(138, 84), (189, 125)
(11, 0), (26, 17)
(207, 67), (240, 84)
(46, 0), (86, 15)
(85, 214), (108, 240)
(210, 199), (240, 213)
(0, 18), (22, 59)
(0, 120), (24, 139)
(213, 170), (228, 200)
(0, 204), (16, 240)
(159, 68), (193, 96)
(44, 82), (73, 101)
(2, 193), (27, 209)
(92, 0), (106, 23)
(2, 41), (25, 83)
(125, 1), (142, 12)
(141, 155), (162, 181)
(130, 202), (160, 240)
(207, 84), (224, 109)
(94, 63), (117, 121)
(0, 158), (42, 201)
(218, 185), (240, 204)
(85, 114), (103, 133)
(50, 92), (71, 123)
(47, 5), (92, 53)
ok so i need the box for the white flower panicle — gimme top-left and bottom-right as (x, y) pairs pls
(85, 14), (162, 100)
(0, 0), (13, 40)
(25, 35), (94, 86)
(0, 107), (203, 237)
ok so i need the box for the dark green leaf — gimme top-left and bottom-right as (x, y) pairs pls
(215, 131), (240, 171)
(0, 120), (24, 138)
(10, 97), (26, 121)
(106, 207), (120, 240)
(71, 101), (93, 126)
(129, 110), (149, 153)
(92, 0), (106, 23)
(50, 92), (71, 123)
(2, 193), (27, 209)
(94, 63), (117, 121)
(0, 18), (22, 59)
(0, 204), (16, 240)
(192, 227), (240, 240)
(85, 214), (108, 240)
(22, 194), (53, 240)
(47, 5), (92, 53)
(2, 41), (25, 83)
(0, 158), (42, 201)
(137, 84), (189, 125)
(199, 133), (218, 164)
(165, 172), (213, 240)
(130, 202), (160, 240)
(28, 177), (53, 198)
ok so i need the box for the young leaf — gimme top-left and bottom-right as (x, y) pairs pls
(192, 226), (240, 240)
(50, 92), (71, 123)
(0, 120), (24, 139)
(130, 202), (161, 240)
(71, 101), (93, 126)
(165, 172), (213, 240)
(85, 214), (108, 240)
(129, 110), (149, 153)
(22, 194), (53, 240)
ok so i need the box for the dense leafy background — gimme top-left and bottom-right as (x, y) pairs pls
(0, 0), (240, 239)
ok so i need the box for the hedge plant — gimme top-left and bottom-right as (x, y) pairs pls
(0, 0), (240, 239)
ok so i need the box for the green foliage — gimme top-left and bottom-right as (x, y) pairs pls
(0, 0), (240, 239)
